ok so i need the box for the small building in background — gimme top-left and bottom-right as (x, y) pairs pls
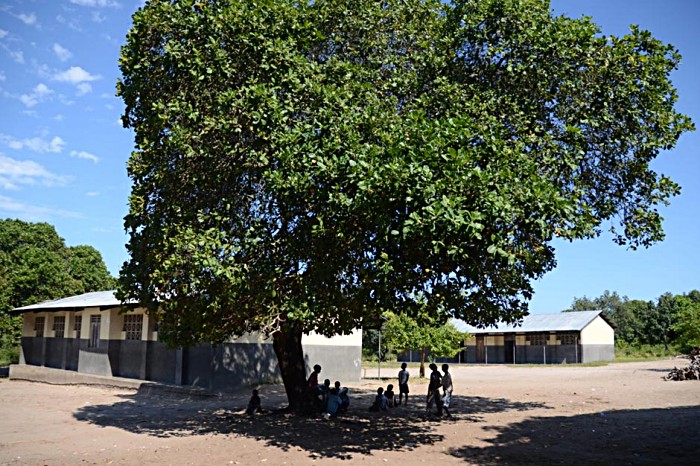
(12, 290), (362, 390)
(453, 310), (615, 364)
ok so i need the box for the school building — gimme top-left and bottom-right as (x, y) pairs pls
(453, 310), (615, 364)
(12, 290), (362, 390)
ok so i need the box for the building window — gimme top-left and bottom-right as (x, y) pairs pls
(89, 315), (101, 348)
(35, 316), (45, 337)
(558, 333), (578, 345)
(53, 316), (65, 338)
(123, 314), (143, 341)
(74, 316), (82, 338)
(527, 333), (548, 346)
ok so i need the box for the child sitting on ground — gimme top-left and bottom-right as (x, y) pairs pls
(369, 387), (388, 412)
(246, 389), (262, 416)
(325, 387), (342, 419)
(385, 384), (396, 408)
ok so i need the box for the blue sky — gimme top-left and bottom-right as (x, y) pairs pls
(0, 1), (697, 312)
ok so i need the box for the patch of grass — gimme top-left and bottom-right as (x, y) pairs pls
(615, 342), (678, 361)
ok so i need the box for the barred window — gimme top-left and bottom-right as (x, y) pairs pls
(74, 315), (82, 337)
(35, 316), (45, 337)
(558, 333), (578, 345)
(527, 333), (548, 346)
(123, 314), (143, 341)
(53, 316), (65, 338)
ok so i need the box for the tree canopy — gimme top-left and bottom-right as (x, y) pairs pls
(0, 219), (115, 364)
(117, 0), (693, 408)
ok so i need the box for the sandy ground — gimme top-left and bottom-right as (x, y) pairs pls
(1, 359), (699, 465)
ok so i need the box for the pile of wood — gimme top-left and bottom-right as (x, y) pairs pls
(665, 348), (700, 381)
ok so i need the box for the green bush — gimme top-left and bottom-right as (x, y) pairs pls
(0, 336), (20, 366)
(615, 341), (677, 360)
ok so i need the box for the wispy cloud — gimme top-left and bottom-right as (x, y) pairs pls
(0, 133), (66, 153)
(70, 150), (99, 163)
(0, 29), (8, 39)
(0, 71), (6, 82)
(86, 191), (99, 197)
(19, 83), (53, 107)
(56, 14), (82, 32)
(52, 43), (72, 62)
(70, 0), (121, 7)
(0, 153), (70, 189)
(0, 195), (81, 220)
(1, 43), (24, 64)
(91, 11), (106, 23)
(17, 12), (38, 26)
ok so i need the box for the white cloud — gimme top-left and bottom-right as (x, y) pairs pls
(86, 191), (99, 197)
(0, 153), (69, 189)
(0, 134), (66, 153)
(70, 0), (120, 7)
(17, 13), (37, 26)
(76, 82), (92, 95)
(0, 29), (8, 39)
(53, 114), (64, 121)
(52, 43), (72, 62)
(19, 83), (53, 107)
(0, 195), (81, 220)
(54, 66), (100, 84)
(0, 71), (6, 82)
(70, 150), (99, 163)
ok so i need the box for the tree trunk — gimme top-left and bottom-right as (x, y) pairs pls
(419, 347), (426, 378)
(272, 323), (313, 413)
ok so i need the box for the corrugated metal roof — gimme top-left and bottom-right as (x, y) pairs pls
(12, 290), (133, 312)
(451, 310), (605, 334)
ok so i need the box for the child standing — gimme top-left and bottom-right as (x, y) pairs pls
(397, 362), (410, 405)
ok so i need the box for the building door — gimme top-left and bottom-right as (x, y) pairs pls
(475, 335), (485, 363)
(504, 334), (515, 363)
(89, 316), (101, 348)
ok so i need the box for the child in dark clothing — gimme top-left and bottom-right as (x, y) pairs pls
(385, 384), (396, 408)
(246, 389), (261, 415)
(369, 387), (388, 412)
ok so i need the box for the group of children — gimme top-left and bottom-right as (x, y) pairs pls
(247, 361), (453, 418)
(307, 364), (351, 418)
(369, 362), (410, 412)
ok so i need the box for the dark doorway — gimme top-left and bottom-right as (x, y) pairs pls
(476, 335), (485, 363)
(504, 334), (515, 363)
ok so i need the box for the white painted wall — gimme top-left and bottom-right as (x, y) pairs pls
(580, 316), (615, 345)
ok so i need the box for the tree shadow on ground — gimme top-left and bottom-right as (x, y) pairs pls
(72, 387), (549, 460)
(449, 405), (700, 465)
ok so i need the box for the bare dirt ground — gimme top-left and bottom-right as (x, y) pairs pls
(1, 359), (699, 465)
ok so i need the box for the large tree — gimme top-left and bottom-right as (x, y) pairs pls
(0, 219), (115, 364)
(117, 0), (693, 410)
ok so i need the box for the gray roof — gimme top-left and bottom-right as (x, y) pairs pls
(12, 290), (133, 313)
(451, 310), (607, 334)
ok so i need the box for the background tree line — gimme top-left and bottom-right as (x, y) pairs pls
(566, 290), (700, 354)
(0, 219), (115, 366)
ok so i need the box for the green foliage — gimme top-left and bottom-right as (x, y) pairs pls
(381, 311), (466, 360)
(0, 219), (115, 365)
(117, 0), (692, 405)
(671, 296), (700, 353)
(614, 341), (677, 360)
(568, 289), (700, 354)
